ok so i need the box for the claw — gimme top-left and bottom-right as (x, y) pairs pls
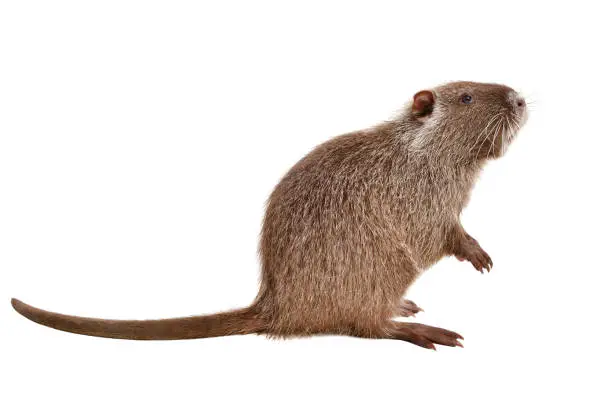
(457, 235), (492, 274)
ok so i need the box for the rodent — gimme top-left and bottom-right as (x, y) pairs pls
(12, 81), (528, 349)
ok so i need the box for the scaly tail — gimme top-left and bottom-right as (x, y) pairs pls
(11, 298), (265, 340)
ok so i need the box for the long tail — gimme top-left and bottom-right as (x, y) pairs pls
(11, 298), (265, 340)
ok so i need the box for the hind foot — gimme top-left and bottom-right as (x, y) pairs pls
(388, 322), (463, 350)
(397, 299), (423, 318)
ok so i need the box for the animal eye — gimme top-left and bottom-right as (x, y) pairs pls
(460, 94), (473, 104)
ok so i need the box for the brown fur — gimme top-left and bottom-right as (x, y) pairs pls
(12, 81), (527, 349)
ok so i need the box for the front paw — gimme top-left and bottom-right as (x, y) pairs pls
(456, 239), (493, 273)
(398, 299), (424, 318)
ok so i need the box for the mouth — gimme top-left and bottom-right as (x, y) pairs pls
(498, 104), (527, 155)
(482, 110), (525, 158)
(471, 95), (528, 159)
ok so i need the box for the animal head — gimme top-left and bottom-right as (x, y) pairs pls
(409, 81), (528, 161)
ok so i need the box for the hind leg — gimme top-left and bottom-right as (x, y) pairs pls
(386, 321), (463, 350)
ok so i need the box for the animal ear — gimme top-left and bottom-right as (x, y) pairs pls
(411, 90), (435, 118)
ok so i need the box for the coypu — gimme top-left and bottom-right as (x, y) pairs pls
(12, 81), (528, 349)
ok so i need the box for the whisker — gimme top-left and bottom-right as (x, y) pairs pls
(470, 112), (503, 152)
(486, 120), (502, 158)
(476, 116), (502, 159)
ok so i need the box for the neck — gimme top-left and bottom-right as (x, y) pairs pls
(385, 118), (486, 215)
(391, 117), (486, 170)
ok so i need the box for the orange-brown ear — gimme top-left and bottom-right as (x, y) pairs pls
(411, 90), (435, 117)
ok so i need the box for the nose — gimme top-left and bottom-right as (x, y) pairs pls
(508, 91), (526, 110)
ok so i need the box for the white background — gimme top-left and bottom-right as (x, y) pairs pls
(2, 1), (611, 407)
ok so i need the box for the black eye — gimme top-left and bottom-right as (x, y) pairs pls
(461, 94), (473, 104)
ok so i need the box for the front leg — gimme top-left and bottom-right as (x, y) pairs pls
(397, 299), (424, 318)
(447, 224), (493, 273)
